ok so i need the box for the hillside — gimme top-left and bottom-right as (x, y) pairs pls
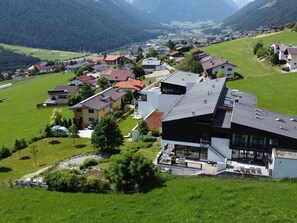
(1, 177), (297, 222)
(130, 0), (237, 24)
(223, 0), (297, 30)
(0, 46), (40, 72)
(0, 0), (156, 52)
(204, 31), (297, 116)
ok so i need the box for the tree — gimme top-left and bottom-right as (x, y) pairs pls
(50, 108), (63, 126)
(0, 146), (11, 159)
(105, 151), (161, 192)
(69, 124), (79, 146)
(253, 41), (264, 55)
(138, 119), (149, 139)
(124, 89), (133, 104)
(80, 84), (94, 100)
(67, 94), (82, 106)
(98, 77), (109, 90)
(176, 54), (203, 73)
(146, 48), (157, 58)
(166, 40), (175, 51)
(44, 124), (53, 142)
(91, 115), (124, 153)
(133, 66), (145, 78)
(29, 145), (38, 166)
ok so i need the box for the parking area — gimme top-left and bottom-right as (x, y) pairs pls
(78, 129), (93, 138)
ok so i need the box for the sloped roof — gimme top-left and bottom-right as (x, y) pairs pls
(202, 58), (236, 71)
(108, 70), (133, 82)
(105, 55), (123, 62)
(162, 77), (226, 122)
(70, 87), (125, 111)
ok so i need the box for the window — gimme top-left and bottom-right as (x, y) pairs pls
(88, 109), (94, 113)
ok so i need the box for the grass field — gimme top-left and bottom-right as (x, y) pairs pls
(0, 73), (75, 147)
(204, 31), (297, 116)
(0, 138), (96, 182)
(0, 43), (87, 61)
(1, 176), (297, 223)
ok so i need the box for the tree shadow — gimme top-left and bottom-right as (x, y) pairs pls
(19, 156), (30, 160)
(0, 166), (12, 173)
(49, 140), (61, 145)
(75, 144), (86, 149)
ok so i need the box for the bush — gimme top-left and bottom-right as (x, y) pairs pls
(44, 170), (109, 193)
(79, 158), (99, 170)
(113, 110), (123, 119)
(0, 146), (11, 159)
(151, 130), (160, 137)
(143, 136), (157, 143)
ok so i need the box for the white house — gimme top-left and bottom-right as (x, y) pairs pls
(202, 57), (236, 79)
(142, 57), (167, 74)
(285, 47), (297, 70)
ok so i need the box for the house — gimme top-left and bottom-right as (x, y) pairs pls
(107, 70), (134, 83)
(161, 77), (297, 167)
(137, 70), (202, 118)
(104, 55), (125, 66)
(202, 57), (236, 78)
(45, 85), (80, 106)
(71, 75), (97, 87)
(142, 57), (167, 74)
(115, 79), (146, 92)
(70, 87), (126, 128)
(284, 47), (297, 70)
(28, 64), (54, 74)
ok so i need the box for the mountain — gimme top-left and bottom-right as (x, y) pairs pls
(129, 0), (238, 24)
(223, 0), (297, 31)
(0, 0), (156, 52)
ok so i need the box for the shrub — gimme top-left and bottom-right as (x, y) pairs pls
(113, 110), (123, 119)
(0, 146), (11, 159)
(79, 158), (99, 170)
(143, 136), (157, 143)
(151, 130), (160, 137)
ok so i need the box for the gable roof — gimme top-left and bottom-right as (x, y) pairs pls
(105, 55), (123, 62)
(108, 70), (133, 82)
(115, 79), (146, 92)
(70, 87), (125, 111)
(202, 58), (236, 71)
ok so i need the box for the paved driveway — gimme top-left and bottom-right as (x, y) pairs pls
(78, 129), (93, 138)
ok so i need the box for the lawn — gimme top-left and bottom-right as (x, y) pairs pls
(0, 73), (75, 147)
(0, 43), (87, 61)
(204, 31), (297, 116)
(1, 176), (297, 222)
(119, 116), (139, 136)
(0, 137), (96, 183)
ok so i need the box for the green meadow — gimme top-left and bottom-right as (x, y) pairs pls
(1, 177), (297, 223)
(204, 31), (297, 116)
(0, 73), (74, 147)
(0, 43), (87, 61)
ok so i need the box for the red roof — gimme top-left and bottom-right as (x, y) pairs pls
(115, 79), (146, 92)
(105, 55), (124, 62)
(108, 70), (133, 82)
(202, 58), (236, 71)
(76, 75), (95, 82)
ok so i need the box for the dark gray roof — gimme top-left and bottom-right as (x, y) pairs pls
(70, 87), (125, 111)
(161, 70), (202, 87)
(232, 103), (297, 140)
(162, 77), (226, 122)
